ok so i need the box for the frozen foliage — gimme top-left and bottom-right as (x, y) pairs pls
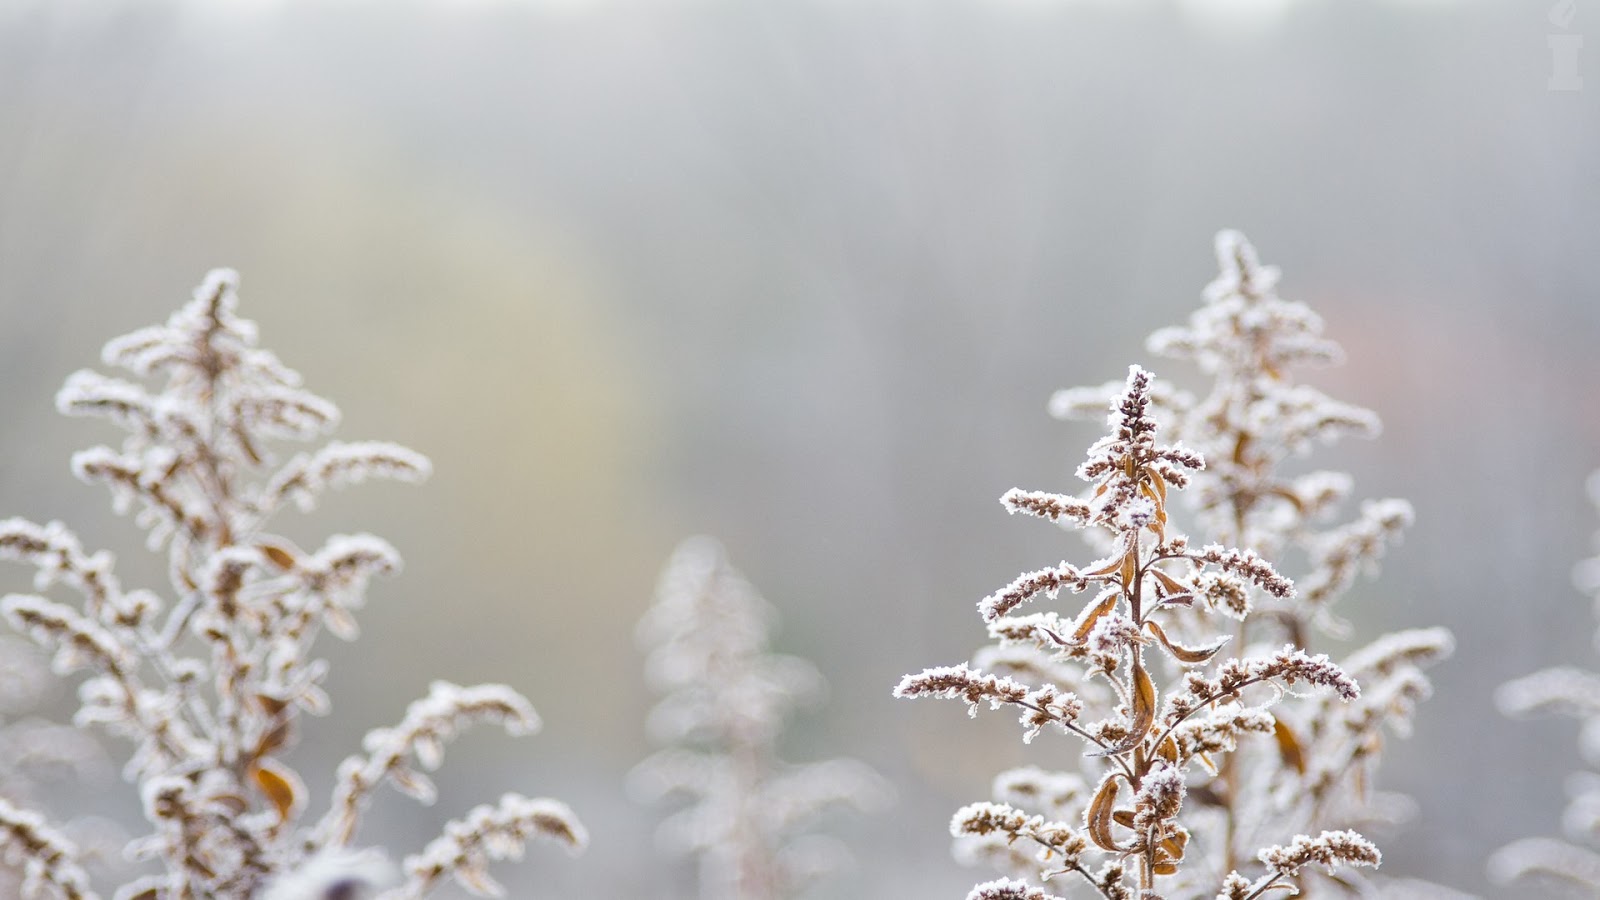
(1134, 232), (1454, 896)
(896, 233), (1452, 898)
(1489, 471), (1600, 895)
(0, 271), (583, 898)
(633, 537), (889, 900)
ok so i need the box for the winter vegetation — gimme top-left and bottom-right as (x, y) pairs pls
(0, 233), (1583, 900)
(895, 232), (1454, 898)
(0, 271), (585, 899)
(632, 536), (890, 900)
(1489, 472), (1600, 896)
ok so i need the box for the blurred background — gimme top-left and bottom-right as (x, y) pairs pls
(0, 0), (1596, 896)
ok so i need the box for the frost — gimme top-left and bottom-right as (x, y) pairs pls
(894, 232), (1446, 898)
(0, 270), (580, 898)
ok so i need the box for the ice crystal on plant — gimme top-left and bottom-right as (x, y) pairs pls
(634, 537), (888, 900)
(0, 270), (583, 899)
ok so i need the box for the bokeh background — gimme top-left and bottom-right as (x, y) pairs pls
(0, 0), (1596, 896)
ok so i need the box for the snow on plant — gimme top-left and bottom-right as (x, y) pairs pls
(1490, 471), (1600, 895)
(0, 270), (585, 899)
(896, 232), (1450, 899)
(632, 537), (889, 900)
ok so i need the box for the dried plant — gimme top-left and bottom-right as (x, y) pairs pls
(1120, 231), (1451, 895)
(896, 232), (1451, 899)
(1489, 471), (1600, 896)
(0, 270), (585, 899)
(632, 537), (889, 900)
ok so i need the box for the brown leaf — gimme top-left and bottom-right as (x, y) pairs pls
(1145, 620), (1230, 665)
(251, 758), (304, 823)
(1130, 660), (1156, 740)
(1269, 486), (1306, 514)
(1149, 567), (1189, 596)
(1273, 719), (1306, 775)
(1119, 550), (1137, 588)
(254, 693), (290, 718)
(1154, 830), (1188, 874)
(255, 716), (293, 758)
(1070, 590), (1120, 644)
(1140, 481), (1168, 540)
(1088, 658), (1155, 757)
(257, 540), (298, 570)
(1085, 774), (1126, 852)
(1147, 468), (1168, 505)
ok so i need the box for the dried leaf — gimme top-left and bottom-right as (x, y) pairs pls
(251, 758), (304, 823)
(1070, 590), (1120, 644)
(1145, 620), (1230, 665)
(1085, 774), (1126, 852)
(257, 540), (298, 570)
(1087, 659), (1155, 757)
(1147, 468), (1168, 505)
(1149, 567), (1189, 596)
(1269, 486), (1306, 514)
(1273, 719), (1306, 775)
(1119, 551), (1137, 588)
(255, 717), (293, 758)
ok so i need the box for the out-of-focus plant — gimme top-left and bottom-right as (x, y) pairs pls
(895, 232), (1451, 899)
(0, 270), (584, 899)
(632, 537), (889, 900)
(1490, 472), (1600, 896)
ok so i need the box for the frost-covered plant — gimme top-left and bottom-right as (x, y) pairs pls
(632, 537), (889, 900)
(898, 364), (1378, 899)
(0, 270), (585, 899)
(1490, 471), (1600, 895)
(1050, 231), (1452, 895)
(896, 232), (1449, 899)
